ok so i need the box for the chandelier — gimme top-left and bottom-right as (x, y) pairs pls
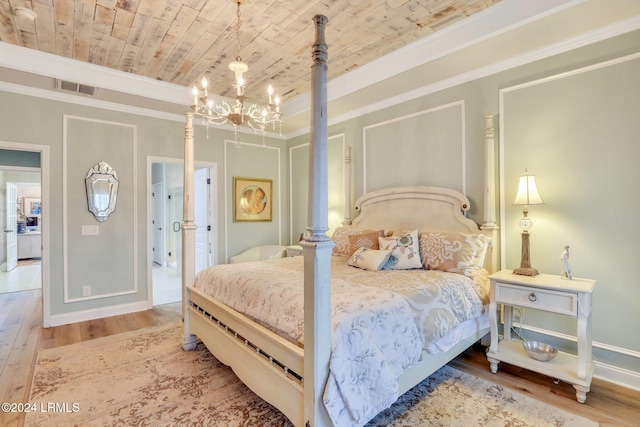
(190, 0), (282, 142)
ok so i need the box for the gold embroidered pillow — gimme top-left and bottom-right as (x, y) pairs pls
(331, 227), (366, 257)
(331, 227), (383, 257)
(348, 231), (380, 256)
(378, 229), (422, 270)
(419, 231), (491, 276)
(347, 247), (391, 271)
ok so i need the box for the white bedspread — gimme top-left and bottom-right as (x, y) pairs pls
(193, 256), (488, 427)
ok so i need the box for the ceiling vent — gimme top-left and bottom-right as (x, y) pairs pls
(55, 79), (98, 96)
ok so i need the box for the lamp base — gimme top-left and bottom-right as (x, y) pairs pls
(513, 266), (538, 277)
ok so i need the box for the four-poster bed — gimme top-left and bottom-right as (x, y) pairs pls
(181, 15), (499, 427)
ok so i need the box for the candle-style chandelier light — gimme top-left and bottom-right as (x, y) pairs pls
(191, 0), (282, 143)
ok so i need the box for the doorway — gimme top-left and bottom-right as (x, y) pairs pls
(148, 158), (216, 307)
(0, 142), (50, 326)
(1, 174), (42, 294)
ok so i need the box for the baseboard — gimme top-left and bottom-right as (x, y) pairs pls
(594, 361), (640, 392)
(48, 300), (149, 327)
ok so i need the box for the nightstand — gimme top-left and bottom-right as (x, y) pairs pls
(285, 245), (303, 257)
(486, 269), (596, 403)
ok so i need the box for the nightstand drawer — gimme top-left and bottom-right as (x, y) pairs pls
(495, 283), (578, 316)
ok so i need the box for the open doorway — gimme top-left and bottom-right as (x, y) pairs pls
(148, 158), (216, 307)
(1, 173), (42, 294)
(0, 142), (50, 326)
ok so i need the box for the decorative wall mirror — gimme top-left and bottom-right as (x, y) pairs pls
(85, 161), (119, 222)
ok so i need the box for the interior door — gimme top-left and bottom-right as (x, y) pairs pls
(194, 167), (211, 274)
(5, 183), (18, 271)
(167, 186), (183, 272)
(152, 182), (164, 266)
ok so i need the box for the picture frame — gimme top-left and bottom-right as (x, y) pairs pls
(233, 177), (272, 222)
(23, 198), (42, 217)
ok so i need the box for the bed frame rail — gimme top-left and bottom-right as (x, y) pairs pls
(188, 286), (305, 425)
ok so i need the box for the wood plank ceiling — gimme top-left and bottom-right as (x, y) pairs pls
(0, 0), (501, 103)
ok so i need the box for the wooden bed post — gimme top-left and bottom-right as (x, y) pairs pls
(481, 114), (499, 273)
(342, 146), (352, 225)
(182, 112), (197, 350)
(301, 14), (333, 427)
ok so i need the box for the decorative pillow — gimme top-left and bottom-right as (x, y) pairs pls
(347, 247), (391, 271)
(348, 231), (381, 256)
(378, 229), (422, 270)
(331, 227), (383, 257)
(419, 231), (491, 276)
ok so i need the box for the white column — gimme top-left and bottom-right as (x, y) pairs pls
(302, 14), (334, 427)
(342, 145), (352, 225)
(182, 112), (197, 351)
(481, 114), (500, 273)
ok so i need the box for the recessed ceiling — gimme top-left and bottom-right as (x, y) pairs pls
(1, 0), (639, 136)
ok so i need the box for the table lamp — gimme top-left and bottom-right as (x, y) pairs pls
(512, 168), (544, 276)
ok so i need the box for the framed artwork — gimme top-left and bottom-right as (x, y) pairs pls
(23, 198), (42, 217)
(233, 177), (272, 222)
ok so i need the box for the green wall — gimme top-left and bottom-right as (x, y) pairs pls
(0, 91), (285, 322)
(1, 26), (638, 379)
(288, 29), (640, 375)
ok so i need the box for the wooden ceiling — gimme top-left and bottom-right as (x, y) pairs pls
(0, 0), (501, 103)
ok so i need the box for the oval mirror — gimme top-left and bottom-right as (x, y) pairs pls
(85, 161), (119, 222)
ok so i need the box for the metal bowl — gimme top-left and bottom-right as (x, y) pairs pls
(523, 341), (558, 362)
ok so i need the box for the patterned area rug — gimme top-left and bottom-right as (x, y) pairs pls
(28, 323), (597, 427)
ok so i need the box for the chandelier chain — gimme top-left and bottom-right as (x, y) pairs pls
(235, 2), (242, 62)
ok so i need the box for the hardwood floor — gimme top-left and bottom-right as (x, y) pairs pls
(1, 289), (638, 426)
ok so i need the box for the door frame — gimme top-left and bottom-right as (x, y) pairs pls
(5, 182), (18, 271)
(151, 181), (164, 266)
(0, 140), (50, 326)
(146, 156), (216, 309)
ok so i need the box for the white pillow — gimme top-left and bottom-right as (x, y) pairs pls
(347, 247), (391, 271)
(378, 229), (422, 270)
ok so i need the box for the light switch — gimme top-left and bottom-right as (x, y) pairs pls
(82, 225), (99, 235)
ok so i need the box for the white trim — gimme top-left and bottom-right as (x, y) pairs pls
(362, 100), (466, 195)
(284, 0), (586, 117)
(48, 300), (149, 327)
(62, 115), (138, 303)
(0, 81), (185, 123)
(0, 43), (190, 106)
(0, 82), (286, 141)
(0, 140), (51, 327)
(223, 140), (282, 263)
(284, 14), (640, 140)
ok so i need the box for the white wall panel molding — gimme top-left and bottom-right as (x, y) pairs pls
(498, 51), (640, 268)
(289, 134), (345, 243)
(498, 51), (640, 382)
(63, 115), (137, 303)
(362, 101), (465, 195)
(223, 140), (282, 262)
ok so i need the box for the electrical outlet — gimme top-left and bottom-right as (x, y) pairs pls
(82, 286), (91, 297)
(82, 225), (99, 236)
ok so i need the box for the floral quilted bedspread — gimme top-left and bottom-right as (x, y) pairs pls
(193, 256), (488, 427)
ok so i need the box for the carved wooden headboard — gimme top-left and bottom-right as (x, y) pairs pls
(351, 186), (494, 272)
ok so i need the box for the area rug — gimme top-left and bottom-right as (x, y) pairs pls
(27, 323), (597, 427)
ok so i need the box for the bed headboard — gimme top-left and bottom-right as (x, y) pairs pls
(351, 186), (494, 272)
(352, 186), (479, 233)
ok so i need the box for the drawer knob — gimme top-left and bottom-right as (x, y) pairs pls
(528, 292), (537, 302)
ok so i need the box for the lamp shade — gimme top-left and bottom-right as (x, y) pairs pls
(513, 172), (544, 206)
